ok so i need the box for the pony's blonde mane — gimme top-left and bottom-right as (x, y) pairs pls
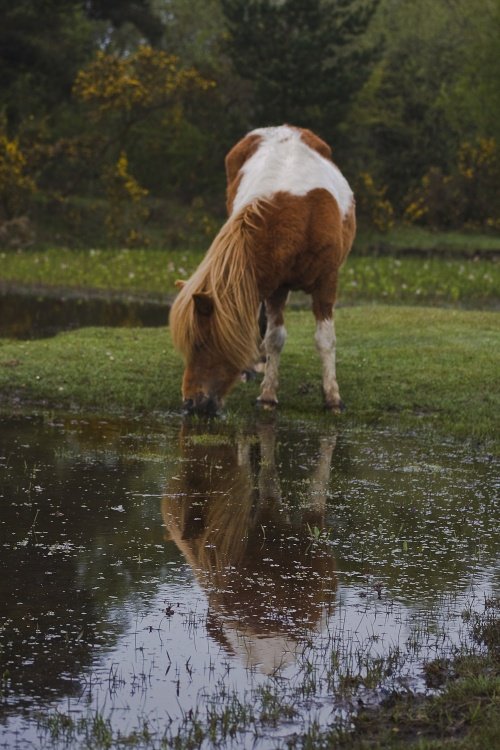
(170, 203), (264, 371)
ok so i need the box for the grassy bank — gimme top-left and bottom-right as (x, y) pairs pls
(1, 242), (499, 309)
(1, 306), (498, 451)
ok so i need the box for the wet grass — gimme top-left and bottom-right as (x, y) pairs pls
(31, 605), (500, 750)
(0, 306), (498, 451)
(338, 606), (500, 750)
(1, 244), (499, 308)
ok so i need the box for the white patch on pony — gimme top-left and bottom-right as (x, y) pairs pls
(314, 318), (340, 407)
(258, 323), (286, 405)
(231, 125), (353, 218)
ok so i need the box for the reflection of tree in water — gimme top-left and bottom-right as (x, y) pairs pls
(163, 422), (338, 672)
(0, 416), (165, 718)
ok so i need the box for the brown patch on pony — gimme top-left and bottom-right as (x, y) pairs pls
(242, 189), (354, 302)
(169, 204), (262, 374)
(294, 126), (333, 161)
(341, 206), (357, 267)
(225, 133), (262, 214)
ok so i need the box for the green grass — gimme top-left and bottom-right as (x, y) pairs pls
(330, 658), (500, 749)
(2, 245), (499, 308)
(0, 246), (204, 298)
(356, 223), (500, 256)
(339, 256), (500, 308)
(1, 307), (498, 451)
(331, 605), (500, 750)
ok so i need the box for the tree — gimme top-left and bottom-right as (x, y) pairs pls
(0, 0), (164, 129)
(86, 0), (164, 45)
(344, 0), (500, 214)
(344, 0), (481, 209)
(445, 0), (500, 147)
(220, 0), (379, 137)
(72, 46), (216, 199)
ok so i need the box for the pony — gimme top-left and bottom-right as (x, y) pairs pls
(169, 125), (356, 416)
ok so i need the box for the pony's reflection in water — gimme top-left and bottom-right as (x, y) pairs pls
(162, 424), (337, 673)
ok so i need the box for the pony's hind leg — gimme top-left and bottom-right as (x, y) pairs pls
(313, 294), (344, 413)
(257, 288), (289, 408)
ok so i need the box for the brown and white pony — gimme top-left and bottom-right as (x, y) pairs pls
(170, 125), (356, 416)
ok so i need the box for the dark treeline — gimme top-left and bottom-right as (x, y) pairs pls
(1, 0), (499, 248)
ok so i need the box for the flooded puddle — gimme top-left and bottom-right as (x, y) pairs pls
(0, 287), (168, 339)
(0, 415), (498, 747)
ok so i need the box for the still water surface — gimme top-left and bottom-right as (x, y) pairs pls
(0, 414), (498, 746)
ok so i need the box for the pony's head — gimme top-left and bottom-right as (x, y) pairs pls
(169, 236), (260, 417)
(179, 291), (243, 416)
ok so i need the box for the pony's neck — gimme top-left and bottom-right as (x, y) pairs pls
(201, 208), (261, 371)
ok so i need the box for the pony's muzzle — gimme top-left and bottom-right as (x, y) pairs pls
(182, 394), (220, 417)
(182, 398), (195, 415)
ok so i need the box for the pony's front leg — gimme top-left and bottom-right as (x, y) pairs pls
(257, 290), (288, 408)
(314, 315), (344, 413)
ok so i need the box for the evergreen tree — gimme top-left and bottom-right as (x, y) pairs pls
(220, 0), (378, 135)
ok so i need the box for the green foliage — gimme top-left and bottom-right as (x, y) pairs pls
(86, 0), (164, 45)
(405, 138), (500, 230)
(102, 152), (150, 246)
(354, 172), (394, 232)
(444, 0), (500, 148)
(0, 127), (36, 219)
(346, 0), (462, 200)
(346, 0), (500, 230)
(0, 0), (500, 240)
(0, 0), (94, 127)
(73, 46), (214, 117)
(72, 45), (218, 203)
(220, 0), (379, 133)
(0, 0), (164, 128)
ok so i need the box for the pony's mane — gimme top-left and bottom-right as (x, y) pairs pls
(170, 202), (265, 371)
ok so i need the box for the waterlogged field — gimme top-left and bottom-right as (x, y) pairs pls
(1, 414), (499, 748)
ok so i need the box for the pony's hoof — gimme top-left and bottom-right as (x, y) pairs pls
(325, 399), (345, 414)
(256, 397), (278, 410)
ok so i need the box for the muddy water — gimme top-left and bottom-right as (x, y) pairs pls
(0, 415), (499, 747)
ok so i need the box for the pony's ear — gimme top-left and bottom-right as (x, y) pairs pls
(174, 279), (186, 289)
(192, 292), (214, 317)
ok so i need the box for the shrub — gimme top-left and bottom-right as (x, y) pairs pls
(0, 129), (37, 220)
(355, 172), (394, 232)
(405, 138), (500, 230)
(102, 152), (150, 246)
